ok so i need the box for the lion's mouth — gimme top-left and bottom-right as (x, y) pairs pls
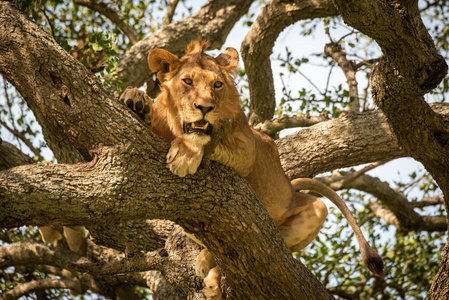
(183, 120), (213, 135)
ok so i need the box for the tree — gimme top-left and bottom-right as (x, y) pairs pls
(0, 0), (448, 299)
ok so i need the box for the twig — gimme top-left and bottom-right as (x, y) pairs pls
(39, 7), (56, 40)
(336, 29), (357, 44)
(354, 56), (382, 69)
(411, 196), (444, 209)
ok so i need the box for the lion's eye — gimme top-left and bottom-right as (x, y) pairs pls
(214, 81), (223, 89)
(182, 78), (193, 85)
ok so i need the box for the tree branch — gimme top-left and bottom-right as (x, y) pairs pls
(111, 0), (255, 95)
(323, 173), (447, 232)
(162, 0), (180, 27)
(277, 103), (449, 179)
(277, 109), (405, 178)
(324, 42), (360, 112)
(241, 0), (338, 125)
(1, 278), (82, 300)
(412, 196), (444, 209)
(87, 220), (174, 252)
(72, 0), (138, 45)
(254, 114), (329, 137)
(0, 140), (34, 171)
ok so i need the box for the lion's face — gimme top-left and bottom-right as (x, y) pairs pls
(148, 40), (240, 145)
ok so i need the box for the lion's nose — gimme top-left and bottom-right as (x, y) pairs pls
(194, 103), (215, 115)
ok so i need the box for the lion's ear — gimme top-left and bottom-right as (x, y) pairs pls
(215, 47), (239, 73)
(148, 49), (179, 82)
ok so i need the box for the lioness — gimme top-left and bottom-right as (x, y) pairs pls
(120, 39), (383, 299)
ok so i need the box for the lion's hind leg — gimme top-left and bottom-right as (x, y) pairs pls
(279, 192), (328, 252)
(195, 248), (222, 300)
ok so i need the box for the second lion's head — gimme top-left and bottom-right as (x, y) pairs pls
(148, 39), (240, 145)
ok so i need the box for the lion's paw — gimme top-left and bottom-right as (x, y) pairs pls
(202, 266), (222, 300)
(167, 138), (203, 177)
(195, 248), (217, 278)
(119, 87), (153, 125)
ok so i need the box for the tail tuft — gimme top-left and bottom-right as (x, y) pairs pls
(362, 246), (384, 278)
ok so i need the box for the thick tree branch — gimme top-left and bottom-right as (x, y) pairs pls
(87, 220), (174, 252)
(277, 109), (404, 178)
(72, 0), (138, 45)
(0, 156), (333, 298)
(111, 0), (255, 95)
(277, 103), (449, 179)
(241, 0), (338, 125)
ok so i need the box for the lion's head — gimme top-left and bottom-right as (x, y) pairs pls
(148, 40), (240, 145)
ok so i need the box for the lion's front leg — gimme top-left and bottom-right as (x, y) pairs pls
(167, 138), (204, 177)
(119, 87), (153, 125)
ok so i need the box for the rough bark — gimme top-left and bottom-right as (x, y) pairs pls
(241, 0), (338, 125)
(331, 1), (449, 298)
(276, 109), (404, 178)
(88, 220), (174, 252)
(0, 2), (333, 299)
(277, 103), (449, 178)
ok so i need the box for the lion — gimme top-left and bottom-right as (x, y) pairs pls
(120, 39), (384, 299)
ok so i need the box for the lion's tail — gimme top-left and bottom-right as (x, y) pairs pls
(291, 178), (384, 278)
